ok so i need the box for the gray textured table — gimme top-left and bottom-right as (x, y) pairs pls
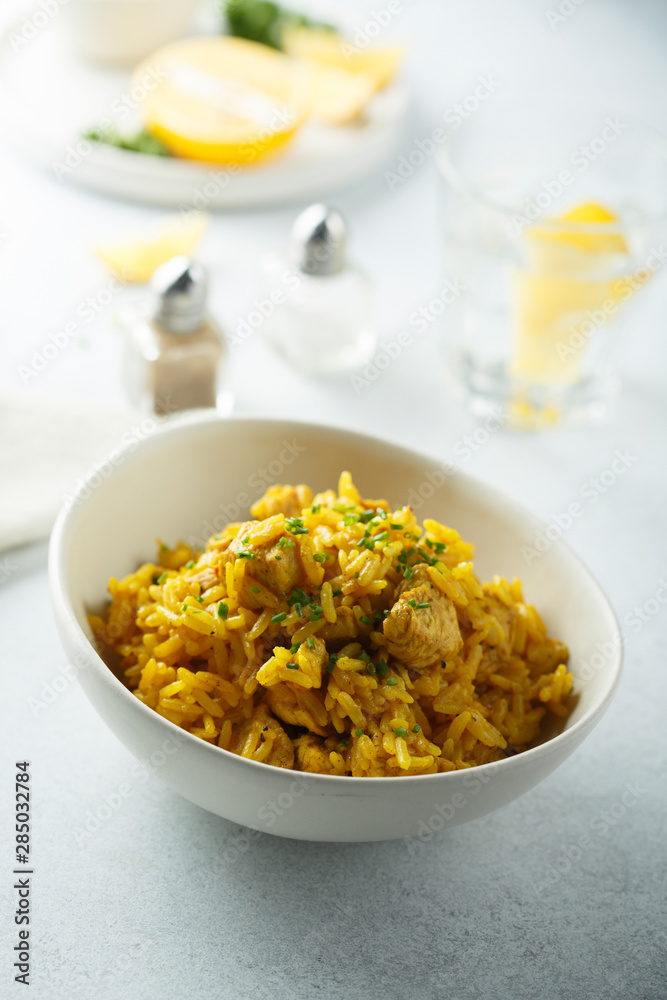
(2, 0), (667, 996)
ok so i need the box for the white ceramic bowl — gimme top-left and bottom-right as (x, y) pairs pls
(49, 414), (622, 842)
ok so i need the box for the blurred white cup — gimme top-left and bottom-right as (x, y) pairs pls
(67, 0), (201, 66)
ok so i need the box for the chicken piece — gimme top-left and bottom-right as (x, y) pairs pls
(189, 566), (218, 591)
(482, 593), (517, 657)
(264, 684), (330, 736)
(229, 532), (304, 598)
(250, 484), (314, 520)
(294, 733), (338, 774)
(230, 707), (295, 769)
(383, 564), (462, 671)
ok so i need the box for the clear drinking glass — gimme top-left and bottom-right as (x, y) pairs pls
(437, 101), (667, 426)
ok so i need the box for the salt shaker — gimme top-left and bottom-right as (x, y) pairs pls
(257, 204), (376, 374)
(122, 256), (230, 416)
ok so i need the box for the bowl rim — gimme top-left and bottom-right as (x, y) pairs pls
(49, 411), (624, 789)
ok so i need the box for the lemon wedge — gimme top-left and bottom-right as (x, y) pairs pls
(132, 37), (308, 164)
(282, 26), (402, 94)
(525, 201), (628, 272)
(94, 213), (208, 283)
(510, 202), (637, 383)
(305, 65), (377, 125)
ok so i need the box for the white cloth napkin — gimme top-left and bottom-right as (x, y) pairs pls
(0, 392), (144, 552)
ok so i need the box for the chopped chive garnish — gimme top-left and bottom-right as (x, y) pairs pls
(359, 650), (371, 663)
(412, 725), (421, 733)
(359, 510), (375, 523)
(354, 572), (360, 579)
(271, 612), (287, 623)
(289, 642), (302, 653)
(339, 740), (348, 749)
(194, 594), (204, 603)
(288, 588), (309, 606)
(306, 636), (315, 649)
(332, 588), (343, 596)
(390, 523), (403, 530)
(237, 550), (255, 560)
(408, 599), (417, 608)
(371, 531), (388, 543)
(217, 602), (229, 619)
(286, 662), (299, 670)
(242, 536), (250, 545)
(393, 728), (408, 737)
(343, 513), (360, 525)
(375, 508), (388, 519)
(326, 653), (338, 673)
(249, 585), (260, 594)
(366, 662), (376, 675)
(191, 609), (202, 614)
(386, 676), (398, 686)
(156, 572), (167, 584)
(403, 566), (415, 581)
(285, 516), (309, 535)
(376, 658), (388, 677)
(309, 607), (323, 622)
(311, 504), (321, 513)
(313, 552), (328, 563)
(416, 602), (430, 609)
(355, 728), (364, 737)
(383, 609), (391, 617)
(294, 602), (303, 618)
(359, 615), (373, 626)
(185, 560), (195, 569)
(277, 536), (296, 549)
(181, 603), (188, 613)
(160, 543), (169, 552)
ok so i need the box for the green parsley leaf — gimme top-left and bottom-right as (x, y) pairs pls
(285, 516), (309, 535)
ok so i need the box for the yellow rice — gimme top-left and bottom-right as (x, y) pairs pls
(90, 473), (573, 777)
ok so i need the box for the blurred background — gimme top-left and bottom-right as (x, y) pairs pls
(2, 2), (667, 997)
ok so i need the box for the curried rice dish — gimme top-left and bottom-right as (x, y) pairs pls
(90, 473), (574, 777)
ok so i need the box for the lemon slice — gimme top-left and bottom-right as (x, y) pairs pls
(282, 26), (402, 93)
(526, 201), (628, 272)
(306, 65), (377, 124)
(132, 37), (309, 164)
(510, 202), (637, 383)
(94, 213), (208, 283)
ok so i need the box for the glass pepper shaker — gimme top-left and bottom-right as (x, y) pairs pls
(122, 256), (231, 417)
(257, 204), (376, 374)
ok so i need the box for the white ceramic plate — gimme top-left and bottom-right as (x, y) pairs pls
(0, 3), (409, 208)
(49, 414), (623, 842)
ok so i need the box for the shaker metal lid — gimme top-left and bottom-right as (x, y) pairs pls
(151, 256), (207, 334)
(290, 204), (346, 277)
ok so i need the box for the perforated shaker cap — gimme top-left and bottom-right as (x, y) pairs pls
(290, 204), (346, 277)
(151, 256), (207, 334)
